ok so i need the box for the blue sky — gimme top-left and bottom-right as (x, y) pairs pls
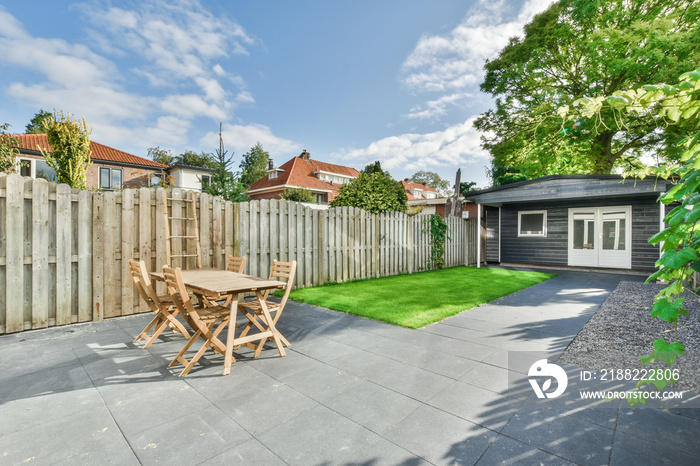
(0, 0), (552, 189)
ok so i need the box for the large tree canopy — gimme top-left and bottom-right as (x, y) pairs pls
(475, 0), (700, 185)
(410, 170), (451, 195)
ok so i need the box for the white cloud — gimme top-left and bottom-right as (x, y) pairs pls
(0, 2), (263, 154)
(406, 92), (473, 120)
(401, 0), (553, 94)
(335, 117), (489, 172)
(201, 123), (301, 156)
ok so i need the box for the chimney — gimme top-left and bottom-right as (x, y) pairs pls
(268, 160), (274, 170)
(300, 150), (310, 161)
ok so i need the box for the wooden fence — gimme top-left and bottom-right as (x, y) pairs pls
(0, 174), (478, 334)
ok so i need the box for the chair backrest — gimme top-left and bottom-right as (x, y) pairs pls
(266, 260), (297, 311)
(226, 255), (247, 274)
(162, 265), (197, 317)
(129, 259), (161, 312)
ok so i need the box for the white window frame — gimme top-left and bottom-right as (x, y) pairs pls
(518, 210), (547, 237)
(17, 157), (35, 177)
(200, 174), (212, 190)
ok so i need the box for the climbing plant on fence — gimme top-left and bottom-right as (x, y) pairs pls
(423, 214), (450, 269)
(561, 68), (700, 404)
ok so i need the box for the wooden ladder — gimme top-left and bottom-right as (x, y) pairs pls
(164, 190), (203, 268)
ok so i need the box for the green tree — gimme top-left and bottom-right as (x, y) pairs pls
(475, 0), (700, 183)
(362, 160), (389, 176)
(563, 68), (700, 405)
(204, 127), (248, 202)
(39, 110), (92, 190)
(0, 123), (19, 174)
(147, 146), (174, 166)
(239, 142), (270, 188)
(459, 181), (478, 196)
(281, 187), (314, 203)
(410, 170), (451, 195)
(25, 109), (53, 134)
(330, 172), (407, 213)
(174, 150), (216, 169)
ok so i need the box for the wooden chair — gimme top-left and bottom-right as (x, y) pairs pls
(130, 259), (190, 348)
(236, 260), (297, 356)
(163, 265), (232, 377)
(226, 255), (247, 273)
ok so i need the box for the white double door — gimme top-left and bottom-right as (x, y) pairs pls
(568, 206), (631, 269)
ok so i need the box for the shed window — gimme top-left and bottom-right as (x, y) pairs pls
(518, 210), (547, 237)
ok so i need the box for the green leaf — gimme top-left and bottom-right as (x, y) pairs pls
(658, 247), (699, 269)
(650, 297), (687, 323)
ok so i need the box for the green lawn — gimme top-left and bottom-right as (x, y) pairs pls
(287, 267), (556, 328)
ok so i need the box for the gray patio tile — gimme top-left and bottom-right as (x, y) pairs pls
(475, 435), (575, 465)
(293, 337), (364, 363)
(420, 322), (488, 341)
(428, 380), (524, 431)
(364, 336), (430, 364)
(199, 438), (287, 465)
(461, 362), (531, 400)
(183, 362), (275, 400)
(332, 328), (389, 350)
(217, 378), (318, 435)
(257, 405), (377, 466)
(501, 403), (614, 465)
(328, 351), (400, 379)
(0, 405), (138, 466)
(616, 408), (700, 457)
(610, 430), (697, 466)
(98, 379), (212, 436)
(382, 404), (498, 465)
(0, 382), (104, 436)
(76, 345), (173, 381)
(0, 338), (78, 381)
(440, 314), (512, 333)
(336, 436), (431, 466)
(408, 349), (478, 379)
(368, 359), (455, 402)
(0, 361), (92, 406)
(128, 406), (251, 465)
(282, 364), (362, 403)
(247, 349), (319, 381)
(324, 380), (422, 433)
(435, 337), (499, 362)
(481, 348), (560, 373)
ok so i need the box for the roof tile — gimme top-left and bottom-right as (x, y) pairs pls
(13, 134), (169, 169)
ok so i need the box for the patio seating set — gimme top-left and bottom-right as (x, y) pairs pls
(128, 256), (297, 376)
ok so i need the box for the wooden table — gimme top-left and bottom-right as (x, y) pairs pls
(151, 268), (286, 375)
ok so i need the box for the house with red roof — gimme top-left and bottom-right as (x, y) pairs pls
(400, 179), (450, 216)
(13, 133), (170, 190)
(247, 150), (360, 204)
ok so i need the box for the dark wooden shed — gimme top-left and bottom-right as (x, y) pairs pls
(465, 175), (672, 272)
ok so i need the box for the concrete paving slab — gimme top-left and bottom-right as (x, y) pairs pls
(257, 405), (377, 466)
(1, 269), (697, 464)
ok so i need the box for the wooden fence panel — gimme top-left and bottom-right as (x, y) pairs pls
(0, 178), (475, 334)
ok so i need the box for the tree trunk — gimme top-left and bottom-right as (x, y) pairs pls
(593, 132), (616, 174)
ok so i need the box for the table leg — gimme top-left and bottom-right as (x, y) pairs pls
(223, 295), (239, 376)
(256, 290), (286, 357)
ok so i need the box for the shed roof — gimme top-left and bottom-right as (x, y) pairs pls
(465, 174), (671, 206)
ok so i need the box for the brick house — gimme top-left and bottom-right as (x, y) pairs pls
(246, 150), (360, 204)
(401, 179), (448, 216)
(13, 134), (169, 190)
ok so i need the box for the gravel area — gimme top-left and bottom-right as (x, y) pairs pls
(560, 280), (700, 393)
